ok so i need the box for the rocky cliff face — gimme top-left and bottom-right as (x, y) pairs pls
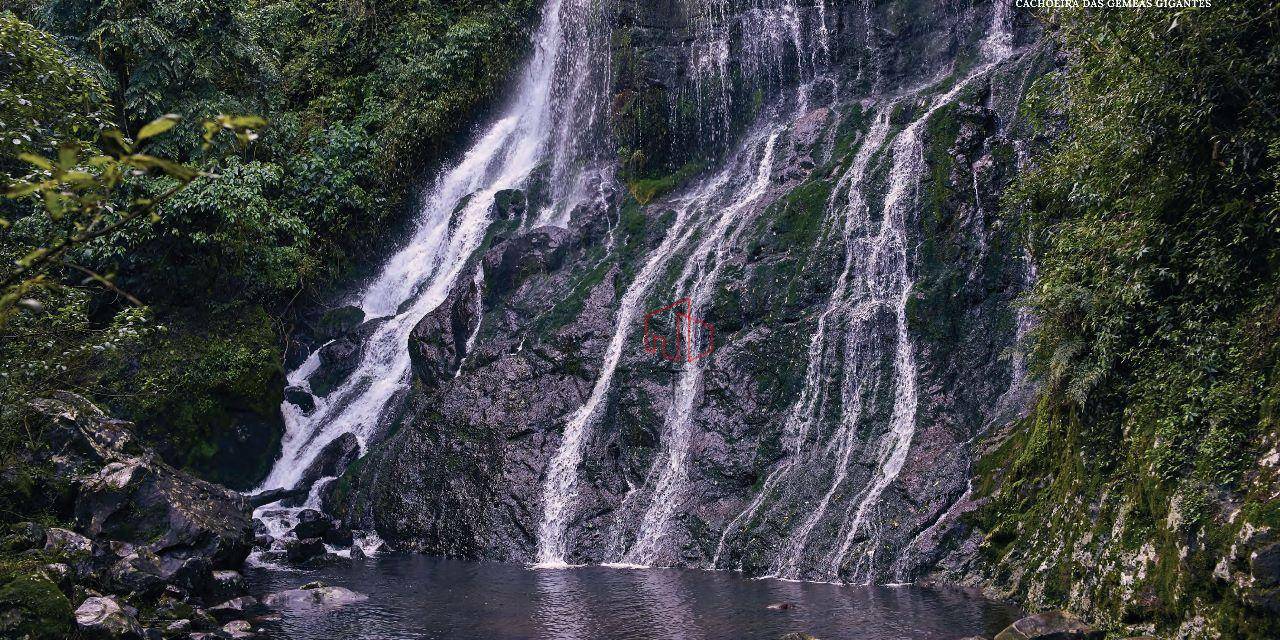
(327, 0), (1054, 584)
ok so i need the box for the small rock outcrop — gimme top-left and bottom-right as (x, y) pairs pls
(74, 595), (142, 639)
(993, 611), (1104, 640)
(408, 265), (483, 389)
(292, 433), (360, 494)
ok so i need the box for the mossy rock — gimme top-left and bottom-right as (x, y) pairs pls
(315, 305), (366, 342)
(0, 566), (75, 639)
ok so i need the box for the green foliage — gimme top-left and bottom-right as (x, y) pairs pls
(0, 0), (537, 486)
(976, 3), (1280, 635)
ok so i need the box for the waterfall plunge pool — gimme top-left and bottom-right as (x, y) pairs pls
(245, 554), (1019, 639)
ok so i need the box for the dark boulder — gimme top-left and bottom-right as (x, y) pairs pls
(248, 487), (306, 508)
(283, 386), (315, 413)
(206, 570), (245, 604)
(323, 521), (353, 547)
(290, 509), (331, 540)
(309, 338), (360, 397)
(308, 317), (388, 396)
(107, 549), (211, 597)
(408, 266), (483, 390)
(284, 538), (326, 564)
(993, 611), (1103, 640)
(74, 458), (253, 569)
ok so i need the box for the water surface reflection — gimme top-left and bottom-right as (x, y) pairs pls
(245, 555), (1018, 639)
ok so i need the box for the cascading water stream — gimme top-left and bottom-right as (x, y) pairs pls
(250, 0), (610, 557)
(615, 131), (780, 566)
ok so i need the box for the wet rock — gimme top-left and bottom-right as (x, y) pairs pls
(309, 338), (361, 397)
(314, 305), (365, 342)
(778, 634), (818, 640)
(107, 550), (211, 597)
(349, 543), (366, 560)
(164, 619), (191, 635)
(291, 509), (331, 539)
(263, 584), (368, 609)
(221, 619), (255, 638)
(208, 596), (261, 623)
(308, 318), (388, 396)
(283, 386), (315, 413)
(248, 487), (305, 508)
(765, 602), (795, 610)
(207, 570), (245, 603)
(284, 537), (326, 564)
(993, 611), (1103, 640)
(482, 226), (569, 295)
(75, 595), (142, 639)
(292, 433), (360, 494)
(492, 189), (527, 220)
(409, 265), (483, 389)
(324, 521), (353, 547)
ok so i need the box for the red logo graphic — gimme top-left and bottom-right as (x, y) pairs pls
(642, 298), (715, 363)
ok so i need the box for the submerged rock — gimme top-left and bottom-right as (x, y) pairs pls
(263, 584), (368, 609)
(993, 611), (1103, 640)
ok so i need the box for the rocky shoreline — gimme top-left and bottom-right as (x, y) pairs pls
(0, 393), (369, 639)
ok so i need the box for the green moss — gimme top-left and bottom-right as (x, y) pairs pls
(0, 562), (75, 639)
(627, 161), (708, 205)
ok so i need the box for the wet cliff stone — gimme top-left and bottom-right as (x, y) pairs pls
(493, 189), (527, 220)
(482, 226), (569, 296)
(292, 433), (360, 494)
(308, 317), (388, 396)
(993, 611), (1103, 640)
(75, 595), (142, 639)
(409, 266), (483, 389)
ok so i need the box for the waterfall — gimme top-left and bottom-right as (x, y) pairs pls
(253, 0), (609, 528)
(615, 131), (780, 566)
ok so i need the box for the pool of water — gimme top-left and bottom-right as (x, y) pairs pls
(244, 555), (1019, 640)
